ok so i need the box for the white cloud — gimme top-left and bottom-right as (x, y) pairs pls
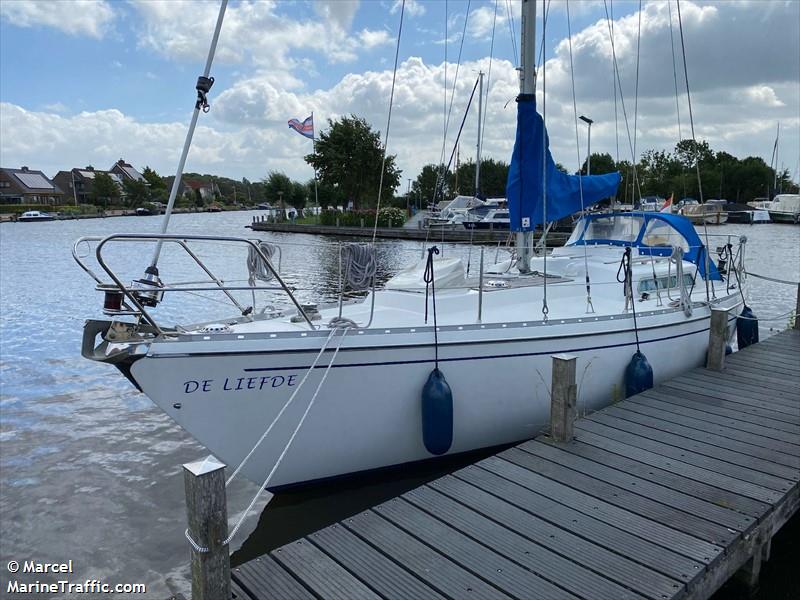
(1, 1), (797, 190)
(359, 29), (394, 49)
(392, 0), (426, 18)
(468, 5), (504, 40)
(0, 0), (115, 39)
(128, 0), (367, 67)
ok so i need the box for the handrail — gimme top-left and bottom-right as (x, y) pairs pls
(79, 233), (315, 331)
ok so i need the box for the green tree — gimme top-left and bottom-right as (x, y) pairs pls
(91, 172), (120, 207)
(122, 178), (150, 207)
(308, 179), (345, 209)
(306, 115), (401, 209)
(449, 158), (510, 198)
(142, 166), (165, 191)
(289, 181), (307, 209)
(580, 152), (618, 176)
(263, 171), (294, 206)
(413, 164), (451, 206)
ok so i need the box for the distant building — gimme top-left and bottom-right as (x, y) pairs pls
(109, 159), (147, 184)
(0, 166), (64, 205)
(53, 166), (125, 204)
(184, 180), (215, 201)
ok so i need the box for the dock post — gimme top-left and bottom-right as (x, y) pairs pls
(550, 354), (577, 443)
(794, 283), (800, 330)
(707, 308), (729, 371)
(183, 456), (230, 600)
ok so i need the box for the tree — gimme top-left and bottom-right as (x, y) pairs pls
(309, 179), (345, 209)
(91, 172), (120, 207)
(413, 164), (451, 206)
(306, 115), (401, 209)
(263, 171), (294, 206)
(142, 166), (165, 191)
(448, 158), (510, 198)
(289, 181), (307, 209)
(580, 152), (618, 176)
(122, 179), (149, 207)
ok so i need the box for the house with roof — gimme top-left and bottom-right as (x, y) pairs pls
(110, 159), (148, 184)
(53, 166), (126, 204)
(0, 166), (65, 205)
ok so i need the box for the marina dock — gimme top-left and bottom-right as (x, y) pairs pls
(228, 328), (799, 600)
(248, 218), (570, 245)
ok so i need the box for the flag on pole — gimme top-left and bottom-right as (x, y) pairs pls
(660, 193), (674, 213)
(288, 115), (314, 139)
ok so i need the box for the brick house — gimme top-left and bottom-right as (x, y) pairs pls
(0, 166), (64, 205)
(53, 167), (125, 204)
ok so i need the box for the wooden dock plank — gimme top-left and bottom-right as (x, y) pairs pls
(679, 371), (800, 407)
(503, 445), (740, 546)
(519, 440), (755, 531)
(632, 393), (800, 445)
(600, 406), (800, 474)
(660, 380), (800, 420)
(271, 539), (381, 600)
(233, 555), (315, 600)
(447, 469), (705, 583)
(478, 456), (725, 563)
(713, 366), (800, 392)
(639, 388), (800, 434)
(576, 417), (795, 493)
(616, 401), (800, 456)
(375, 497), (586, 600)
(552, 435), (772, 515)
(343, 508), (513, 600)
(309, 524), (446, 600)
(725, 352), (800, 376)
(588, 411), (799, 482)
(408, 481), (686, 600)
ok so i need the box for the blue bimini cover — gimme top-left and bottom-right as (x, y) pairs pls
(507, 95), (621, 231)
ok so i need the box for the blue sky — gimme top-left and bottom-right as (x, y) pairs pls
(1, 1), (797, 186)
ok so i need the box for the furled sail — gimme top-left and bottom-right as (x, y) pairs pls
(507, 95), (621, 231)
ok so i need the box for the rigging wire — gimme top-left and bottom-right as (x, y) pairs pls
(611, 0), (619, 166)
(505, 0), (519, 67)
(601, 0), (643, 203)
(372, 0), (405, 242)
(435, 0), (472, 205)
(675, 0), (713, 301)
(565, 0), (594, 313)
(541, 0), (549, 320)
(481, 0), (500, 153)
(667, 0), (687, 199)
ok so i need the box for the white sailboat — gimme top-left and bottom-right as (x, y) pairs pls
(76, 0), (745, 489)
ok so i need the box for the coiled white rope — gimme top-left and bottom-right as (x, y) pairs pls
(247, 241), (278, 285)
(341, 244), (378, 291)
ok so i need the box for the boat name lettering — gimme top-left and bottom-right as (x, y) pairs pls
(182, 375), (298, 394)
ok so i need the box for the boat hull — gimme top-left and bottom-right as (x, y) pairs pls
(129, 304), (736, 488)
(768, 210), (800, 224)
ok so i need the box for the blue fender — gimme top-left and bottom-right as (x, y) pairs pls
(421, 368), (453, 455)
(625, 351), (654, 398)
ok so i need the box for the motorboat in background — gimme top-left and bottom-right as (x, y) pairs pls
(462, 206), (510, 229)
(679, 200), (728, 225)
(18, 210), (56, 222)
(767, 194), (800, 224)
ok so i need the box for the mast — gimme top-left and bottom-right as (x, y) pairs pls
(144, 0), (228, 285)
(475, 71), (484, 197)
(774, 122), (780, 196)
(516, 0), (536, 274)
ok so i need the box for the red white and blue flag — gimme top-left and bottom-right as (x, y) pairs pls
(288, 115), (314, 139)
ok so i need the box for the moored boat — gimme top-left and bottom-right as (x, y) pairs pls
(18, 210), (56, 222)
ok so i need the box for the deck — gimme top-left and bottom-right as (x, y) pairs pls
(230, 329), (799, 600)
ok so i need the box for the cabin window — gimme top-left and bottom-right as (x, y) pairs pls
(638, 274), (694, 293)
(583, 216), (643, 242)
(640, 220), (690, 252)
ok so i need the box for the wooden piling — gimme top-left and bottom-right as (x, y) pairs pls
(706, 308), (729, 371)
(183, 456), (231, 600)
(549, 354), (577, 443)
(794, 283), (800, 330)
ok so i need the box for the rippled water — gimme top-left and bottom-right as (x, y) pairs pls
(1, 212), (798, 598)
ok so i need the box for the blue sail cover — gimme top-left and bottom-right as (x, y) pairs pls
(507, 96), (621, 231)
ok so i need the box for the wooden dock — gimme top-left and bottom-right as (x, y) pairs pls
(225, 329), (798, 600)
(248, 219), (569, 245)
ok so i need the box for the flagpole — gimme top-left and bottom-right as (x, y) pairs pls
(311, 111), (319, 210)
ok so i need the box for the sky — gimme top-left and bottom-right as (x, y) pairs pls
(1, 0), (798, 192)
